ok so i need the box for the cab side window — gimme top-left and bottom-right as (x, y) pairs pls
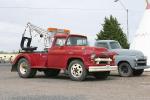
(55, 38), (66, 46)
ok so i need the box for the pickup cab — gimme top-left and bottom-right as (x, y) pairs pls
(95, 40), (149, 77)
(11, 34), (117, 81)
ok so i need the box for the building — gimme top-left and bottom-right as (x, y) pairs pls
(0, 53), (17, 63)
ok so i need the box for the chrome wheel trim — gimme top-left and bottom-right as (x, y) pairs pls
(71, 63), (83, 78)
(20, 62), (28, 74)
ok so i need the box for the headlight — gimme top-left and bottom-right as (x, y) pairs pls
(144, 56), (147, 59)
(91, 53), (96, 60)
(134, 57), (138, 61)
(112, 55), (116, 60)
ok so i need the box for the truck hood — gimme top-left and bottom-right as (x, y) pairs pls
(75, 46), (116, 56)
(109, 49), (144, 57)
(66, 46), (116, 57)
(71, 46), (108, 53)
(84, 46), (108, 53)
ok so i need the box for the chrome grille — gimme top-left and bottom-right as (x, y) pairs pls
(94, 58), (112, 65)
(137, 59), (147, 66)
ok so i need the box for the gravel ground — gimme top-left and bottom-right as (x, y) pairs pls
(0, 64), (150, 100)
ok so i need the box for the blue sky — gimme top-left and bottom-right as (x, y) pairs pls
(0, 0), (148, 51)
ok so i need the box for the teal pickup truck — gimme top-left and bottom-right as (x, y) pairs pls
(95, 40), (150, 77)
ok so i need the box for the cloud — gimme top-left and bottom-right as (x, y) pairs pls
(0, 22), (24, 51)
(0, 22), (23, 34)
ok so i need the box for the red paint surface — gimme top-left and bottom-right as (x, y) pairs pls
(13, 34), (116, 70)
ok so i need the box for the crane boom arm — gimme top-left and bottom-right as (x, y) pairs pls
(23, 22), (51, 48)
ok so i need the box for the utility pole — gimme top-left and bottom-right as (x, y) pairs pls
(114, 0), (129, 40)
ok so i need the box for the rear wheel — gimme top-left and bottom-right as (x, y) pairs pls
(93, 71), (110, 79)
(133, 69), (144, 76)
(68, 60), (87, 81)
(118, 62), (133, 77)
(44, 69), (60, 77)
(17, 58), (37, 78)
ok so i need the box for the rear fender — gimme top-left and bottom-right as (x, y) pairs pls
(11, 54), (31, 72)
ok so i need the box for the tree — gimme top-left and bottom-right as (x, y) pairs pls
(96, 15), (129, 49)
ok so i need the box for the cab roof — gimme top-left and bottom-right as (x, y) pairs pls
(96, 40), (117, 43)
(54, 33), (87, 38)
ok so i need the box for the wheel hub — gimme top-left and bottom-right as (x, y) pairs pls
(71, 63), (83, 78)
(121, 66), (128, 73)
(20, 62), (28, 74)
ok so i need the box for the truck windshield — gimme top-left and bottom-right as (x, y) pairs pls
(110, 42), (122, 49)
(96, 43), (109, 49)
(67, 36), (88, 46)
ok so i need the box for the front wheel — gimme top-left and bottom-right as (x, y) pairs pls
(93, 71), (110, 79)
(17, 58), (37, 78)
(118, 62), (133, 77)
(68, 60), (87, 81)
(133, 69), (144, 76)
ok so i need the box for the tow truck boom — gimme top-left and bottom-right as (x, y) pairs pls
(23, 22), (50, 48)
(21, 22), (70, 51)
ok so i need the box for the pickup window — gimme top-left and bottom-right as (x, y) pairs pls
(110, 42), (121, 49)
(67, 36), (87, 46)
(55, 38), (66, 46)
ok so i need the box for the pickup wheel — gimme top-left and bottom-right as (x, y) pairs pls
(133, 69), (144, 76)
(68, 60), (87, 81)
(17, 58), (37, 78)
(118, 62), (133, 77)
(93, 71), (110, 79)
(44, 69), (60, 77)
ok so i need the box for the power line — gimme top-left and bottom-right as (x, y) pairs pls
(0, 7), (27, 9)
(0, 6), (126, 10)
(0, 6), (111, 10)
(0, 6), (143, 13)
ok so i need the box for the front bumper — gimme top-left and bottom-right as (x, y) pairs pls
(88, 65), (117, 72)
(134, 65), (150, 70)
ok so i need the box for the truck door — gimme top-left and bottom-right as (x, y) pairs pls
(48, 37), (67, 68)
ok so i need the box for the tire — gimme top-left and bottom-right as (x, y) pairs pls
(133, 69), (144, 76)
(118, 62), (133, 77)
(93, 71), (110, 79)
(17, 58), (37, 78)
(43, 69), (60, 77)
(68, 60), (87, 81)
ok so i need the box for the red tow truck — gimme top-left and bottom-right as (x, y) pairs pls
(11, 23), (117, 81)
